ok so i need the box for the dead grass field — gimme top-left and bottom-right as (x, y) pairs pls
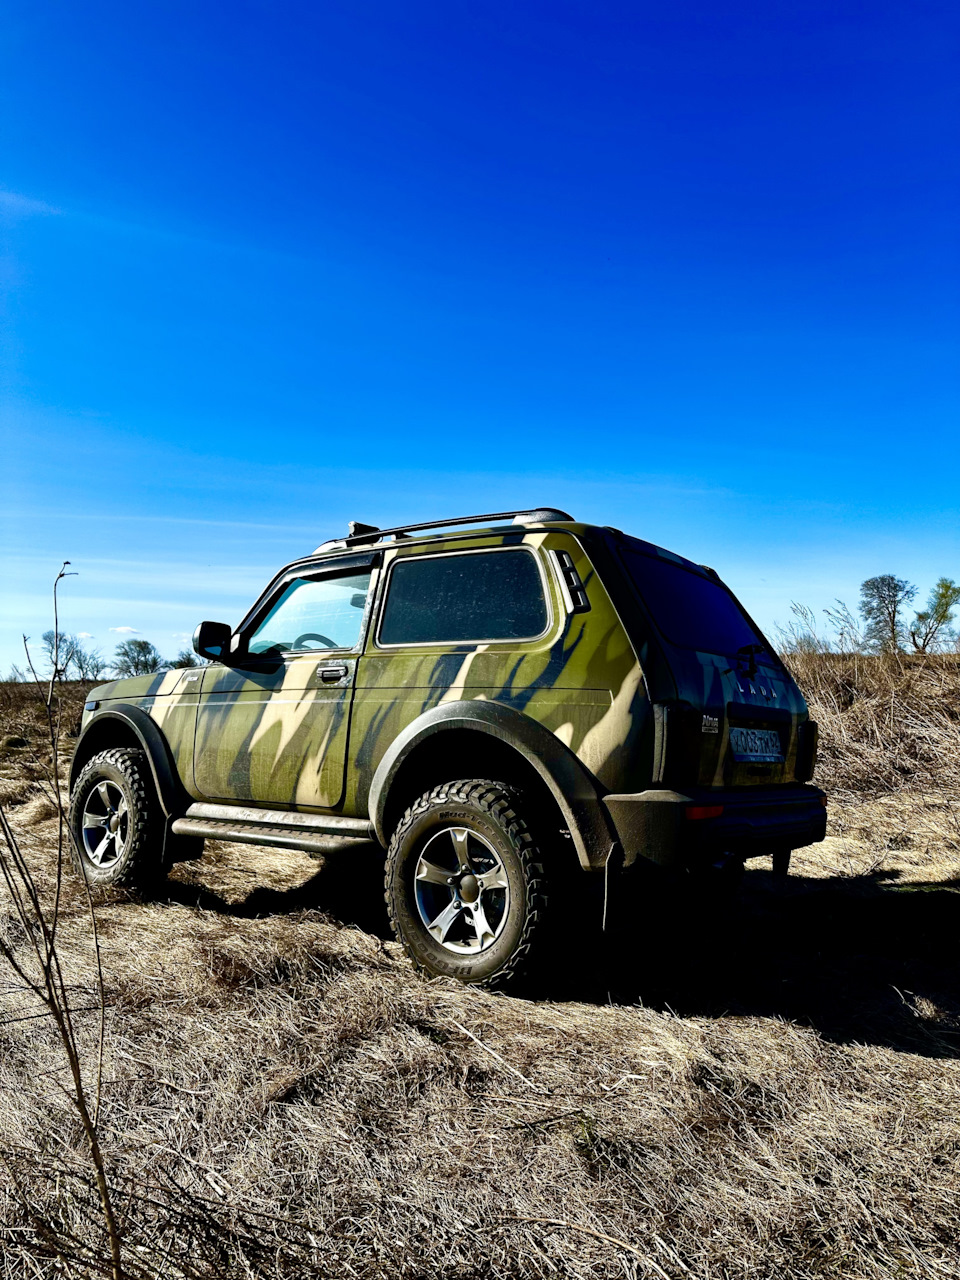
(1, 661), (959, 1279)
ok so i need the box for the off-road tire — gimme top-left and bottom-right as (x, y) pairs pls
(385, 780), (547, 991)
(68, 748), (165, 896)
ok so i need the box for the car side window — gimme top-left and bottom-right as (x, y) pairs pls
(379, 549), (548, 645)
(248, 571), (372, 655)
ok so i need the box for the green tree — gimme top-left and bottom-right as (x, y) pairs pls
(859, 575), (916, 654)
(909, 578), (960, 653)
(112, 639), (166, 676)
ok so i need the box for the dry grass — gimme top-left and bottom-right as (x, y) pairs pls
(0, 671), (959, 1279)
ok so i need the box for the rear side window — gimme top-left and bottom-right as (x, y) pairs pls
(379, 549), (548, 645)
(620, 548), (771, 659)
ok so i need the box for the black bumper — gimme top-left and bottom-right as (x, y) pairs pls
(602, 784), (827, 869)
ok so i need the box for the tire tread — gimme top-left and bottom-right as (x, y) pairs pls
(384, 778), (546, 991)
(68, 748), (163, 895)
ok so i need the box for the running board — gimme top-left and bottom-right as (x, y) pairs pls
(170, 802), (375, 854)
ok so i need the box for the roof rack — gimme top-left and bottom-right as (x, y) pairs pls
(313, 508), (574, 554)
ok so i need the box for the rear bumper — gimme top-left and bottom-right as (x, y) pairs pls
(603, 784), (827, 869)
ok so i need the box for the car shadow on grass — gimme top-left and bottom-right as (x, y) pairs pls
(166, 846), (960, 1058)
(165, 839), (393, 941)
(598, 865), (960, 1059)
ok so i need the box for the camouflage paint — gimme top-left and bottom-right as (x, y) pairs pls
(79, 517), (814, 829)
(345, 528), (649, 816)
(82, 668), (202, 783)
(683, 651), (807, 788)
(193, 655), (356, 807)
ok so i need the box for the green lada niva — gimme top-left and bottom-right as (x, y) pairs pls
(69, 508), (825, 988)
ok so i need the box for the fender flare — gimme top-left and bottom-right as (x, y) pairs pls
(368, 699), (618, 870)
(69, 704), (189, 818)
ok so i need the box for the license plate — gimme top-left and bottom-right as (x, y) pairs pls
(729, 726), (783, 762)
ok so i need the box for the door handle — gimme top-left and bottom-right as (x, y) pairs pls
(318, 663), (349, 682)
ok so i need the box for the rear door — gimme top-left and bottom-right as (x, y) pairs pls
(615, 541), (808, 788)
(194, 556), (377, 809)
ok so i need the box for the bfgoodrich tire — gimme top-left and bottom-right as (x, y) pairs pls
(385, 780), (547, 991)
(67, 748), (165, 895)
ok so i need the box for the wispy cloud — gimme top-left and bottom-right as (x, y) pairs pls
(109, 626), (138, 634)
(0, 190), (60, 217)
(77, 632), (95, 640)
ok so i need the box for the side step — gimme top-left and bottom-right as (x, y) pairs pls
(171, 802), (376, 854)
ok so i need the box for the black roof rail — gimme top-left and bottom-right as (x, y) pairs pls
(313, 508), (574, 554)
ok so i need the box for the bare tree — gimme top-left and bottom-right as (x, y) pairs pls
(41, 629), (81, 679)
(40, 630), (108, 680)
(170, 648), (205, 668)
(112, 639), (166, 676)
(910, 578), (960, 653)
(72, 646), (109, 679)
(859, 575), (917, 654)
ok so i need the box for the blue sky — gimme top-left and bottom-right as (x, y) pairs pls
(2, 0), (958, 672)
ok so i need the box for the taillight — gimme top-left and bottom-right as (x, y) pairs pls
(686, 804), (724, 821)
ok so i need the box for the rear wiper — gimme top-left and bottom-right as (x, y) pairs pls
(733, 644), (765, 679)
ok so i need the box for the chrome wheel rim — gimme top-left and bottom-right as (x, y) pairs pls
(414, 826), (511, 954)
(81, 780), (128, 868)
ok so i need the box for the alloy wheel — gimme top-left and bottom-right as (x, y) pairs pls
(414, 826), (511, 954)
(81, 780), (129, 868)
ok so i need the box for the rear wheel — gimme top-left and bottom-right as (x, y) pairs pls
(68, 748), (165, 895)
(385, 780), (547, 990)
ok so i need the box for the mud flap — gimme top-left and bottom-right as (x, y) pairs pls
(163, 820), (204, 866)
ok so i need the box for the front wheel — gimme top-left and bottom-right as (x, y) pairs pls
(385, 780), (547, 990)
(67, 748), (165, 895)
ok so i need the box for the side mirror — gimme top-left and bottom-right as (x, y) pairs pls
(193, 620), (232, 662)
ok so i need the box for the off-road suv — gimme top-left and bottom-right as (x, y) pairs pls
(69, 508), (826, 988)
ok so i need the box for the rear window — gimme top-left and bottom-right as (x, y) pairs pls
(379, 549), (548, 645)
(620, 548), (770, 658)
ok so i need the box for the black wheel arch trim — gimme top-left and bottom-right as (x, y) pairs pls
(69, 704), (190, 819)
(368, 699), (618, 870)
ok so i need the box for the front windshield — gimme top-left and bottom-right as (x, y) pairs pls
(248, 572), (372, 655)
(619, 547), (773, 660)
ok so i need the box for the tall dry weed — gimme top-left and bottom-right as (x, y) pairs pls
(0, 572), (122, 1277)
(784, 651), (960, 795)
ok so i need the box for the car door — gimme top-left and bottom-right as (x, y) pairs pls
(194, 555), (377, 809)
(347, 542), (557, 803)
(345, 535), (645, 813)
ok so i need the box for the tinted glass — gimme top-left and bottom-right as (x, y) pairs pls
(380, 550), (547, 644)
(248, 572), (371, 654)
(620, 549), (770, 658)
